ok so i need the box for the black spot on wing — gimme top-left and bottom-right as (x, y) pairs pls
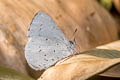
(51, 59), (54, 61)
(39, 50), (42, 52)
(44, 58), (48, 61)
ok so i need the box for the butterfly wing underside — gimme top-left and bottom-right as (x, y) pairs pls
(25, 12), (74, 70)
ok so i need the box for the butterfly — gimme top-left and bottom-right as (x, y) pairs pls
(25, 12), (75, 70)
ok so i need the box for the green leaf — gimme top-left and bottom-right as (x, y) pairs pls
(0, 65), (35, 80)
(100, 0), (113, 10)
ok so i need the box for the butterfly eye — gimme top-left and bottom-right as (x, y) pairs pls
(69, 41), (75, 46)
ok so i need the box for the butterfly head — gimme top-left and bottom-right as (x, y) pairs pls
(69, 40), (75, 47)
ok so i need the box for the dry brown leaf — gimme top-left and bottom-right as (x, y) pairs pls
(96, 41), (120, 77)
(38, 54), (120, 80)
(100, 63), (120, 78)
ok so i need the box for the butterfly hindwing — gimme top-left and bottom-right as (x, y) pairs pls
(25, 37), (72, 70)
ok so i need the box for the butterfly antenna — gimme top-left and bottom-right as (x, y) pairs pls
(71, 28), (77, 40)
